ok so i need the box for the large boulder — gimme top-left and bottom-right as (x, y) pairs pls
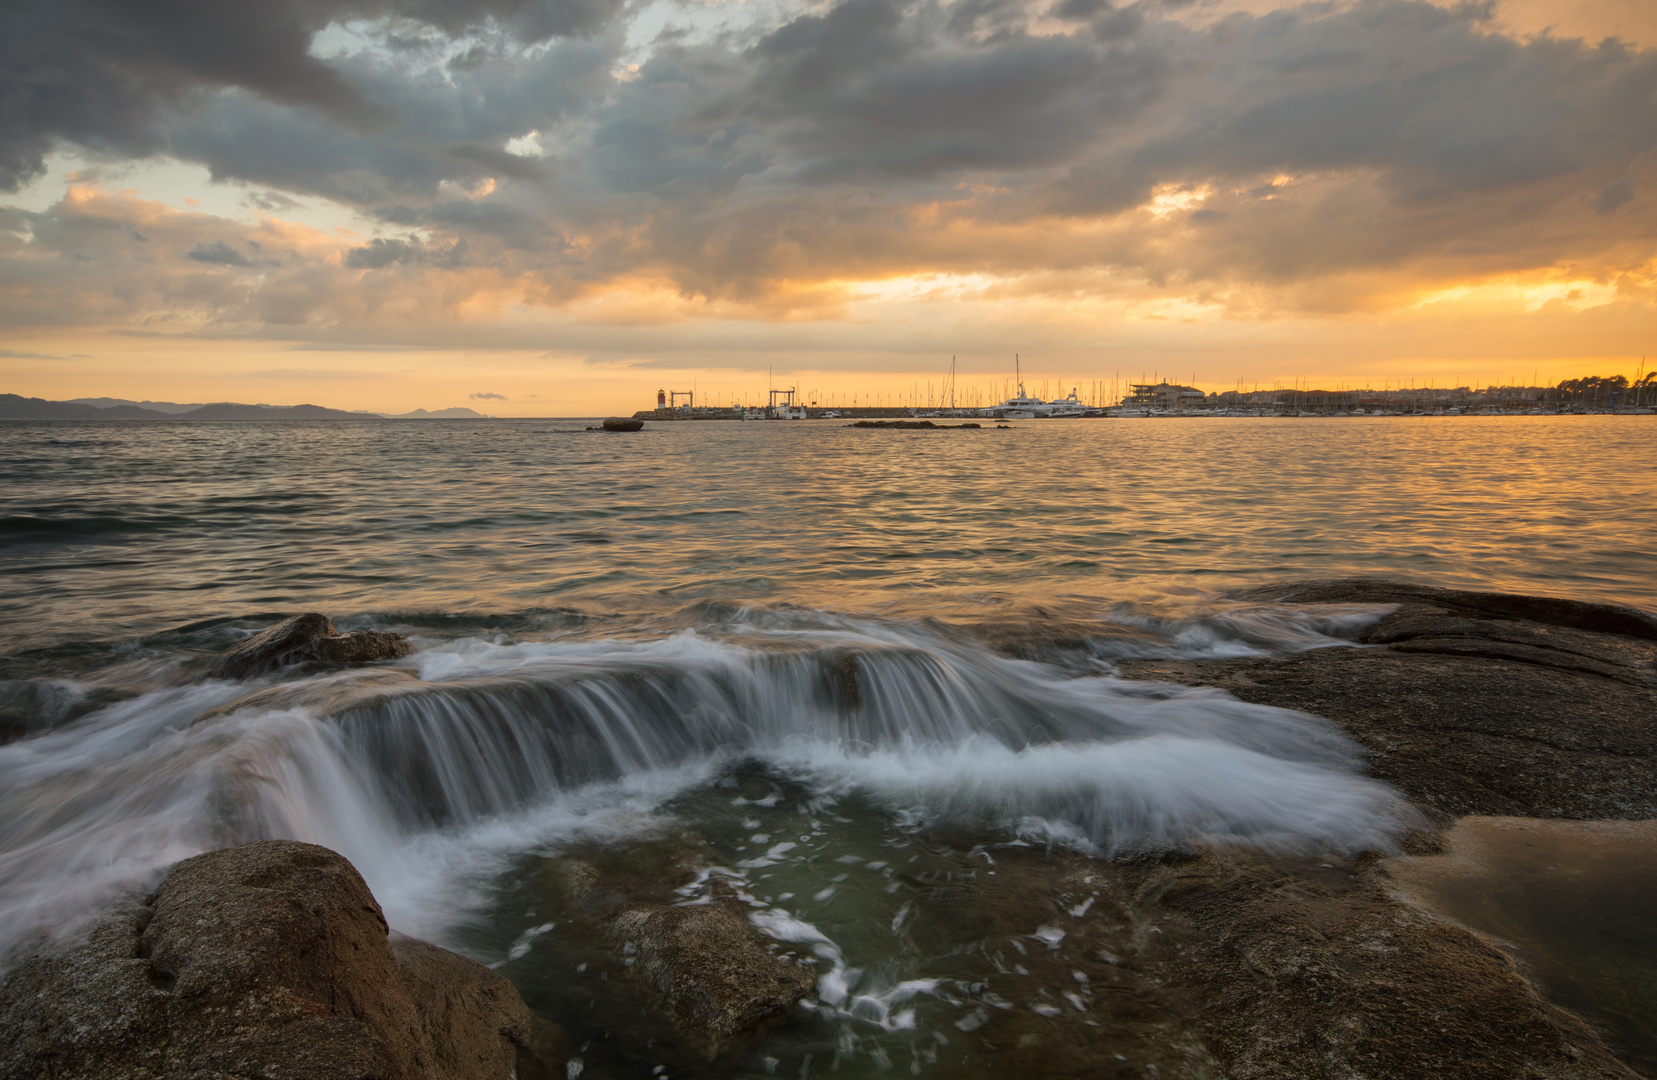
(0, 840), (562, 1080)
(212, 613), (412, 680)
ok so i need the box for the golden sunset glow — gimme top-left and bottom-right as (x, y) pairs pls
(3, 0), (1654, 414)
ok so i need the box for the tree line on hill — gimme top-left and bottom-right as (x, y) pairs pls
(1550, 372), (1655, 407)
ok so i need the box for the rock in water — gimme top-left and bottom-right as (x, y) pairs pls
(600, 417), (644, 431)
(535, 841), (814, 1060)
(392, 936), (561, 1080)
(0, 840), (563, 1080)
(305, 630), (414, 667)
(609, 902), (814, 1059)
(212, 612), (412, 679)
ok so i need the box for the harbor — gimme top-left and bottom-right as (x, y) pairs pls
(635, 376), (1657, 420)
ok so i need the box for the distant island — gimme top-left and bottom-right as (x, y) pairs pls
(0, 394), (488, 420)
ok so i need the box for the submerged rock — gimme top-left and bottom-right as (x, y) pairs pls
(0, 840), (565, 1080)
(846, 419), (982, 429)
(211, 612), (412, 680)
(610, 902), (814, 1059)
(535, 837), (814, 1061)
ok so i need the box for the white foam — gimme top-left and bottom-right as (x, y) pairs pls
(759, 733), (1415, 857)
(0, 606), (1417, 965)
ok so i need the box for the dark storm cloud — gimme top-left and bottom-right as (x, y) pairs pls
(4, 0), (1656, 325)
(344, 237), (422, 268)
(507, 0), (1649, 302)
(1046, 4), (1657, 215)
(0, 0), (624, 190)
(185, 240), (253, 266)
(162, 32), (610, 203)
(734, 0), (1164, 181)
(577, 0), (1165, 198)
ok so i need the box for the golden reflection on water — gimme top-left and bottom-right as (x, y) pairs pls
(0, 415), (1652, 646)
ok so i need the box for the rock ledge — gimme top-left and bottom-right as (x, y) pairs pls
(212, 613), (412, 680)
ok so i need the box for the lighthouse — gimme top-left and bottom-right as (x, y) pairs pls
(656, 389), (667, 410)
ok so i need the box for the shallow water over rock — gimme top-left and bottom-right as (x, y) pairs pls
(1388, 817), (1657, 1076)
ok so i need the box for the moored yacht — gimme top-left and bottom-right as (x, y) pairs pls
(1045, 387), (1086, 417)
(981, 384), (1045, 419)
(979, 354), (1047, 418)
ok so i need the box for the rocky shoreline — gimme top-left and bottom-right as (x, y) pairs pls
(1112, 579), (1657, 824)
(3, 580), (1654, 1078)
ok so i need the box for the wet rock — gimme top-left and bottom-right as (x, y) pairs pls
(211, 613), (412, 680)
(212, 611), (335, 678)
(600, 417), (643, 431)
(191, 667), (423, 726)
(0, 678), (130, 745)
(534, 837), (814, 1061)
(392, 935), (548, 1080)
(1386, 817), (1657, 1076)
(610, 902), (814, 1059)
(1113, 582), (1657, 822)
(508, 1014), (576, 1080)
(305, 630), (414, 667)
(1233, 578), (1657, 642)
(1145, 850), (1644, 1080)
(0, 840), (564, 1080)
(885, 843), (1639, 1079)
(0, 895), (173, 1079)
(966, 582), (1655, 1075)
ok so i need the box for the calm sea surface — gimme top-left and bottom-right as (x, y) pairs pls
(2, 416), (1652, 649)
(2, 416), (1653, 1078)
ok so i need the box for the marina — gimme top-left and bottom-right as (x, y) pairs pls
(636, 378), (1657, 421)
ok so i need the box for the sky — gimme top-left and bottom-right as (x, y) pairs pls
(1, 0), (1654, 415)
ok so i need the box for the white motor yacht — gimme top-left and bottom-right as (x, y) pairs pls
(979, 355), (1047, 419)
(980, 385), (1045, 419)
(1045, 387), (1086, 417)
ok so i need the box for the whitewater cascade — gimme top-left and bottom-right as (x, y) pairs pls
(0, 606), (1415, 962)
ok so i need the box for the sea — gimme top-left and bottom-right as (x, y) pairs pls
(1, 415), (1652, 1076)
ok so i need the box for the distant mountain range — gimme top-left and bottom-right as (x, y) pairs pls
(1, 394), (488, 420)
(391, 407), (487, 418)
